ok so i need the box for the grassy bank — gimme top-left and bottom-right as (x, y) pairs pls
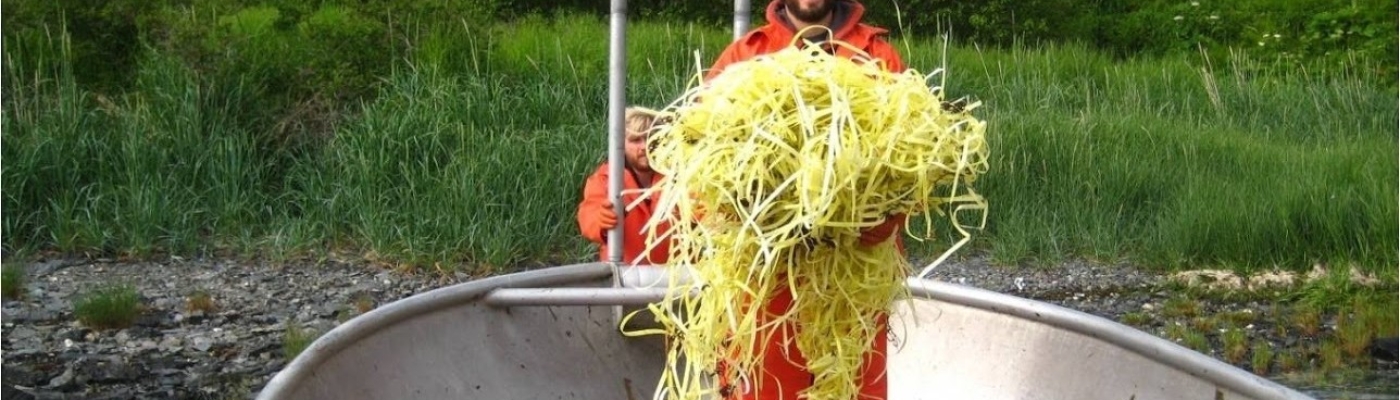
(898, 41), (1398, 271)
(3, 16), (1396, 277)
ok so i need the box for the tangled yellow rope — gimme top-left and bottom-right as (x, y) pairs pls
(632, 40), (988, 400)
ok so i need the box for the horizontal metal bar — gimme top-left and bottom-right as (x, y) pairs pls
(483, 288), (677, 306)
(615, 265), (695, 289)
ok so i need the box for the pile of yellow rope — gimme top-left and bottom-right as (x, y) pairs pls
(632, 40), (989, 400)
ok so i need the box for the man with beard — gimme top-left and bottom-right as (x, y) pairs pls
(705, 1), (907, 399)
(706, 0), (905, 80)
(576, 107), (672, 266)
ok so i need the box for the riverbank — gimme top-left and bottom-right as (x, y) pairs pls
(1, 255), (1394, 399)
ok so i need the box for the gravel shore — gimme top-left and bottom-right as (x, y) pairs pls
(2, 255), (1393, 399)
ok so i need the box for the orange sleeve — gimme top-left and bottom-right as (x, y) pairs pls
(871, 39), (905, 73)
(576, 165), (610, 244)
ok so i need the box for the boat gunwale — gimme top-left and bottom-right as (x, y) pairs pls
(257, 262), (616, 399)
(903, 278), (1313, 400)
(256, 263), (1314, 400)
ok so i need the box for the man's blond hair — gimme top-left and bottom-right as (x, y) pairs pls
(624, 106), (660, 135)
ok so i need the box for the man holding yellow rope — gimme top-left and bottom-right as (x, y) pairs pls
(705, 1), (908, 398)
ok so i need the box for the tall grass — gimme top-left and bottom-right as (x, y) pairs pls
(4, 28), (108, 253)
(288, 64), (602, 268)
(4, 31), (279, 255)
(273, 18), (730, 269)
(2, 16), (1394, 276)
(899, 41), (1397, 272)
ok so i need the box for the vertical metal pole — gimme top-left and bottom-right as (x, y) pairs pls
(734, 0), (751, 39)
(606, 0), (628, 264)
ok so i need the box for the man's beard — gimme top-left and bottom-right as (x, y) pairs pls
(783, 0), (835, 24)
(630, 157), (652, 173)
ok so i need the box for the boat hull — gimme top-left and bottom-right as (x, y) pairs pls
(257, 263), (1312, 400)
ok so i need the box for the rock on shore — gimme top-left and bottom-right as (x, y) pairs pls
(2, 257), (454, 399)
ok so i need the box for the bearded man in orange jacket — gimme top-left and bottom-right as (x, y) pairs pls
(576, 107), (672, 266)
(707, 0), (905, 80)
(706, 1), (906, 399)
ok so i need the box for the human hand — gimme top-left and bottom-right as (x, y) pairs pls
(598, 202), (618, 230)
(858, 213), (905, 247)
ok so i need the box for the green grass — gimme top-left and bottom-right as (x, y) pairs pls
(282, 324), (318, 360)
(1182, 329), (1212, 354)
(1120, 311), (1152, 327)
(1290, 302), (1324, 337)
(1, 264), (24, 299)
(1222, 328), (1249, 364)
(1276, 351), (1303, 373)
(1164, 323), (1188, 341)
(1250, 341), (1274, 376)
(1317, 340), (1347, 370)
(1218, 310), (1257, 327)
(287, 64), (609, 269)
(72, 284), (143, 329)
(3, 30), (280, 257)
(896, 41), (1396, 273)
(1336, 294), (1396, 359)
(1190, 316), (1217, 334)
(2, 15), (1394, 277)
(1162, 297), (1203, 318)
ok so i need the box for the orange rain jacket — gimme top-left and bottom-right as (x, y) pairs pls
(705, 0), (905, 82)
(576, 163), (671, 265)
(706, 1), (904, 399)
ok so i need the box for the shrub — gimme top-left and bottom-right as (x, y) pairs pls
(1, 265), (25, 300)
(352, 293), (375, 314)
(73, 284), (143, 329)
(186, 290), (219, 313)
(295, 5), (387, 100)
